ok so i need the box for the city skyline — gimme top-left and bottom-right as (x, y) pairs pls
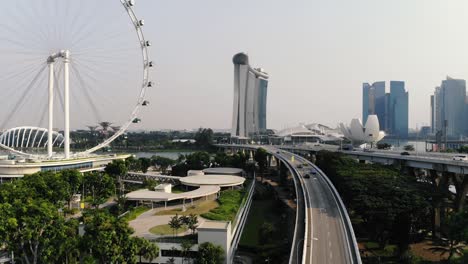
(3, 1), (468, 131)
(133, 0), (468, 130)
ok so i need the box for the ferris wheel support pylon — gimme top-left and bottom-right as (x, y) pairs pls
(47, 62), (54, 157)
(63, 50), (70, 159)
(47, 50), (71, 159)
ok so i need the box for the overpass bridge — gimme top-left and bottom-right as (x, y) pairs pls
(277, 144), (468, 216)
(217, 144), (362, 264)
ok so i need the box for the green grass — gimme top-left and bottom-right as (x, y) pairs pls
(171, 185), (187, 194)
(122, 206), (150, 221)
(239, 200), (274, 247)
(155, 200), (219, 216)
(149, 224), (188, 235)
(201, 189), (246, 222)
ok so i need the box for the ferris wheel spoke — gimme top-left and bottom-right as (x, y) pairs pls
(0, 63), (46, 100)
(0, 65), (47, 129)
(0, 0), (151, 157)
(69, 64), (104, 122)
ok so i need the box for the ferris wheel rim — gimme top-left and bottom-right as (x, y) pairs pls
(0, 0), (151, 159)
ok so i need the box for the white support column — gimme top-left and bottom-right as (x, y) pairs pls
(48, 62), (54, 157)
(63, 50), (71, 159)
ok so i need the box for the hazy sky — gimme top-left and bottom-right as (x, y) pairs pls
(135, 0), (468, 130)
(2, 0), (468, 131)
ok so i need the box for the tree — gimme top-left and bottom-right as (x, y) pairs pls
(377, 143), (392, 150)
(185, 152), (211, 170)
(134, 237), (159, 264)
(430, 208), (468, 261)
(105, 159), (128, 176)
(315, 150), (431, 255)
(232, 151), (249, 169)
(168, 214), (182, 237)
(194, 242), (225, 264)
(81, 209), (145, 263)
(83, 172), (115, 208)
(125, 156), (141, 172)
(254, 148), (269, 180)
(194, 128), (213, 149)
(213, 152), (230, 167)
(22, 171), (70, 206)
(259, 222), (276, 244)
(143, 178), (159, 191)
(403, 144), (415, 151)
(180, 240), (194, 264)
(60, 170), (83, 210)
(0, 198), (63, 264)
(186, 214), (199, 235)
(151, 156), (176, 174)
(139, 157), (151, 173)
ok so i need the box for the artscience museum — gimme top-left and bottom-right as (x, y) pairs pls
(340, 115), (385, 145)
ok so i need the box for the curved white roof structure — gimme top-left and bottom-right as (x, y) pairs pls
(202, 167), (244, 175)
(126, 185), (221, 202)
(340, 115), (385, 144)
(180, 175), (245, 187)
(0, 126), (64, 149)
(275, 124), (343, 141)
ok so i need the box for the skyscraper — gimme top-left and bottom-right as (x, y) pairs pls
(431, 77), (466, 138)
(231, 53), (269, 140)
(388, 81), (409, 138)
(362, 81), (408, 137)
(362, 82), (386, 130)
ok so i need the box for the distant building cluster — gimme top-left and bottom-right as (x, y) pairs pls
(431, 76), (467, 138)
(362, 81), (408, 138)
(231, 53), (269, 142)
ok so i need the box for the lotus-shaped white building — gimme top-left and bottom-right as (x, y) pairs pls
(340, 115), (385, 144)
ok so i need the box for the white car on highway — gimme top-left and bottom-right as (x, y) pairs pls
(452, 155), (468, 161)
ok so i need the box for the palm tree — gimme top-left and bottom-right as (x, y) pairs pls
(180, 240), (194, 264)
(194, 242), (225, 264)
(141, 241), (159, 264)
(187, 214), (199, 235)
(168, 214), (182, 237)
(429, 239), (464, 261)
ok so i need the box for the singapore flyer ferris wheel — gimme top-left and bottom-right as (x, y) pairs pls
(0, 0), (152, 159)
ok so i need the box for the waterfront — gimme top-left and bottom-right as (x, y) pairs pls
(134, 151), (193, 160)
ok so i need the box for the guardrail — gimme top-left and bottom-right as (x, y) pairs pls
(293, 153), (361, 264)
(228, 177), (256, 263)
(275, 154), (307, 264)
(215, 144), (308, 264)
(313, 163), (361, 263)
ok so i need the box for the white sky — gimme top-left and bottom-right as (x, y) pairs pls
(136, 0), (468, 130)
(2, 0), (468, 131)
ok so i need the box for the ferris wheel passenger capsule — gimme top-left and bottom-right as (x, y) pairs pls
(144, 41), (151, 47)
(138, 20), (144, 26)
(142, 101), (149, 106)
(132, 118), (142, 123)
(147, 81), (153, 87)
(148, 61), (154, 67)
(127, 0), (135, 7)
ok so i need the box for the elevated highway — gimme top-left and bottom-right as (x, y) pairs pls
(217, 144), (362, 264)
(279, 145), (468, 174)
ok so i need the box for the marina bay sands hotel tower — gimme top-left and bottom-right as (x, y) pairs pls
(231, 53), (269, 142)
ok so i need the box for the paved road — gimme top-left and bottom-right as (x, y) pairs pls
(216, 144), (360, 263)
(278, 151), (354, 263)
